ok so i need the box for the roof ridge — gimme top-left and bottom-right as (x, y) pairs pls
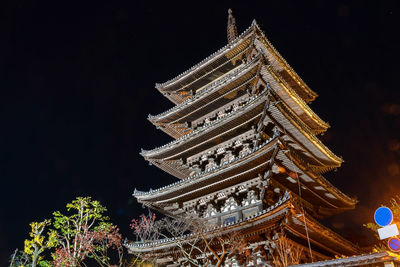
(155, 22), (257, 90)
(252, 22), (318, 101)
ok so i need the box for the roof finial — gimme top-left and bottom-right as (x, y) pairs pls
(227, 8), (238, 43)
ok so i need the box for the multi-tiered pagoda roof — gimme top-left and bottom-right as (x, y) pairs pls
(128, 10), (361, 265)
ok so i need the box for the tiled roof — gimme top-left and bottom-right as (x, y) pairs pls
(291, 251), (400, 267)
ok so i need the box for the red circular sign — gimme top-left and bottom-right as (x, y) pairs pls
(388, 237), (400, 252)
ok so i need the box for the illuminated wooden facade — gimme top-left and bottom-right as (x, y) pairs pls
(127, 10), (363, 265)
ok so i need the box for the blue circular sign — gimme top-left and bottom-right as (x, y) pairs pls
(374, 206), (393, 227)
(388, 237), (400, 252)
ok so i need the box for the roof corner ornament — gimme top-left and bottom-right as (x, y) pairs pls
(272, 126), (280, 138)
(227, 9), (238, 43)
(140, 148), (148, 155)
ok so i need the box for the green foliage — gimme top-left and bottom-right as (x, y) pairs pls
(11, 197), (123, 267)
(53, 197), (108, 236)
(38, 260), (53, 267)
(52, 196), (122, 267)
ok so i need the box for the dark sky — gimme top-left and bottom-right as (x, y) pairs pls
(1, 0), (399, 264)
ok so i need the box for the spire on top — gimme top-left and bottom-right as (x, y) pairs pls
(227, 8), (238, 43)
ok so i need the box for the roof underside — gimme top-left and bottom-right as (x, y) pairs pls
(142, 89), (341, 167)
(136, 139), (355, 216)
(138, 139), (278, 203)
(126, 196), (360, 257)
(151, 59), (260, 125)
(150, 58), (329, 139)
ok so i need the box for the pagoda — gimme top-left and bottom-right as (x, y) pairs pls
(127, 10), (362, 265)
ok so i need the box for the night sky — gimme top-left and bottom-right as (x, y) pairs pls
(1, 0), (399, 265)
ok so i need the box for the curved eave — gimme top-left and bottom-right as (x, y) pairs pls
(136, 144), (353, 215)
(268, 92), (343, 166)
(276, 149), (356, 209)
(261, 65), (329, 134)
(126, 192), (292, 253)
(153, 123), (189, 139)
(285, 206), (361, 256)
(149, 159), (188, 179)
(155, 23), (257, 97)
(151, 55), (328, 140)
(148, 58), (261, 127)
(126, 195), (359, 257)
(142, 89), (342, 171)
(136, 138), (279, 203)
(141, 88), (269, 160)
(253, 22), (318, 103)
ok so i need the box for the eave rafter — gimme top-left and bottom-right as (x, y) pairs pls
(126, 194), (359, 257)
(141, 84), (271, 160)
(285, 203), (360, 255)
(148, 55), (263, 138)
(266, 90), (342, 166)
(136, 137), (280, 202)
(150, 52), (329, 148)
(127, 192), (292, 253)
(135, 140), (354, 217)
(280, 145), (356, 207)
(142, 85), (340, 168)
(263, 65), (329, 134)
(252, 23), (318, 103)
